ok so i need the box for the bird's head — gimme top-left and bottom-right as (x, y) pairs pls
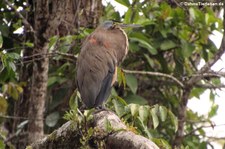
(99, 20), (141, 30)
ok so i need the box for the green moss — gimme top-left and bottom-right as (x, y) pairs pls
(25, 146), (32, 149)
(48, 131), (57, 141)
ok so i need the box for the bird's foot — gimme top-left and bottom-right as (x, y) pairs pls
(94, 105), (110, 113)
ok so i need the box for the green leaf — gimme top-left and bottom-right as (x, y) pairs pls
(125, 94), (148, 105)
(136, 19), (155, 26)
(138, 105), (149, 124)
(137, 117), (152, 139)
(10, 84), (19, 100)
(209, 90), (215, 101)
(160, 40), (176, 51)
(208, 104), (218, 118)
(0, 140), (5, 149)
(190, 88), (205, 99)
(0, 96), (8, 114)
(69, 91), (78, 110)
(113, 99), (125, 117)
(150, 106), (159, 129)
(130, 37), (158, 55)
(0, 23), (9, 37)
(129, 103), (139, 117)
(49, 35), (59, 52)
(7, 52), (20, 60)
(24, 42), (34, 48)
(159, 106), (167, 122)
(189, 8), (196, 20)
(117, 67), (126, 88)
(115, 0), (130, 7)
(124, 8), (132, 23)
(47, 76), (66, 86)
(144, 54), (154, 68)
(114, 95), (128, 106)
(45, 112), (60, 127)
(152, 138), (172, 149)
(8, 61), (16, 71)
(168, 110), (178, 132)
(104, 118), (113, 132)
(125, 74), (138, 94)
(181, 41), (195, 58)
(0, 32), (3, 48)
(84, 109), (94, 121)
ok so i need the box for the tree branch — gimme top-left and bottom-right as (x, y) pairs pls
(195, 83), (225, 89)
(29, 110), (159, 149)
(187, 5), (225, 86)
(174, 5), (225, 148)
(123, 69), (184, 88)
(192, 71), (225, 78)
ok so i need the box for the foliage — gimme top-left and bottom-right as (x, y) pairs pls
(0, 0), (224, 148)
(103, 1), (223, 148)
(63, 91), (108, 148)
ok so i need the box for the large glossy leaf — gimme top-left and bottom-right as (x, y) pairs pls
(150, 105), (159, 129)
(168, 110), (178, 132)
(208, 104), (218, 118)
(159, 106), (167, 122)
(7, 52), (20, 60)
(125, 94), (148, 105)
(138, 105), (149, 124)
(152, 138), (171, 149)
(130, 37), (158, 55)
(130, 32), (158, 55)
(115, 0), (130, 7)
(137, 117), (152, 139)
(129, 103), (139, 117)
(112, 99), (125, 117)
(160, 40), (177, 51)
(125, 74), (138, 94)
(181, 41), (195, 58)
(117, 67), (126, 88)
(48, 35), (58, 52)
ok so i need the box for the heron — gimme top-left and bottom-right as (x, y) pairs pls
(76, 21), (139, 109)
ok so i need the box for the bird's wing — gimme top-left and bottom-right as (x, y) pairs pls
(76, 41), (117, 108)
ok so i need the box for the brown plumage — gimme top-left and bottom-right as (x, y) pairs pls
(76, 21), (136, 108)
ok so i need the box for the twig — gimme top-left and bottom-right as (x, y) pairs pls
(4, 0), (34, 32)
(4, 132), (27, 144)
(195, 83), (225, 89)
(184, 123), (225, 138)
(22, 51), (77, 60)
(0, 114), (44, 121)
(123, 69), (184, 88)
(15, 51), (77, 65)
(208, 136), (225, 141)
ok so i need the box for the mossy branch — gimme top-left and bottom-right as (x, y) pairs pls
(28, 110), (159, 149)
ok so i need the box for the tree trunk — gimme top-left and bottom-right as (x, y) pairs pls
(10, 0), (102, 147)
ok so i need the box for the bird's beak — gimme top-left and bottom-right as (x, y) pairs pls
(119, 23), (141, 28)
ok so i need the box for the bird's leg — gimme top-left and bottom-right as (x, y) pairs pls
(94, 105), (109, 113)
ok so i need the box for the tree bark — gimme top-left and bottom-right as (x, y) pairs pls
(26, 0), (102, 144)
(29, 110), (159, 149)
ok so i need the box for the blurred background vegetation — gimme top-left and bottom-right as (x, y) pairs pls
(0, 0), (224, 148)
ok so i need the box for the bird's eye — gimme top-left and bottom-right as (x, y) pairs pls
(107, 24), (115, 30)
